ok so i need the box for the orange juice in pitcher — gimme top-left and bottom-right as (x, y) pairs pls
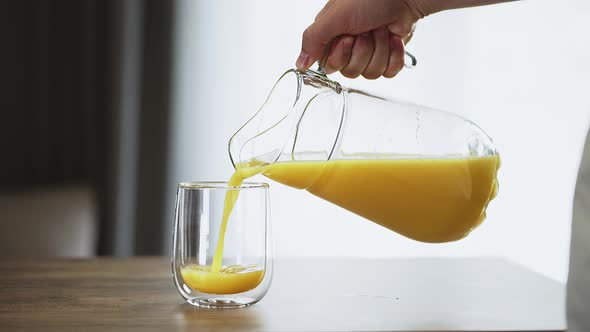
(206, 68), (500, 278)
(226, 68), (500, 244)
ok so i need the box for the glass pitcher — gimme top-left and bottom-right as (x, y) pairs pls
(228, 68), (500, 243)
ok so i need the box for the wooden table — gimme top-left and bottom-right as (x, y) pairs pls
(0, 258), (565, 331)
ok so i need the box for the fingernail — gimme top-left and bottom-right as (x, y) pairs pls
(343, 37), (354, 48)
(296, 52), (311, 69)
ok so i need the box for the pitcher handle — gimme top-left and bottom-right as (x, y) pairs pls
(317, 50), (417, 74)
(404, 51), (417, 68)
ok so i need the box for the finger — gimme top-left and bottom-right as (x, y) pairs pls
(402, 23), (416, 45)
(297, 5), (354, 70)
(383, 34), (405, 78)
(362, 27), (390, 80)
(341, 33), (374, 79)
(323, 35), (354, 74)
(387, 12), (418, 39)
(403, 33), (414, 45)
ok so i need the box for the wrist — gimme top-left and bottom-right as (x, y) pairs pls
(403, 0), (438, 18)
(404, 0), (514, 18)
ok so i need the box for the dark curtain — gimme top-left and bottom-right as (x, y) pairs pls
(0, 0), (177, 256)
(1, 0), (107, 189)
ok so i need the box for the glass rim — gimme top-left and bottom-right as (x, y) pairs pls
(178, 181), (269, 190)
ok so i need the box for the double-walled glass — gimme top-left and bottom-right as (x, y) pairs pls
(172, 182), (272, 308)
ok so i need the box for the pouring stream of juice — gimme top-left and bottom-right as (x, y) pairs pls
(210, 154), (500, 273)
(210, 165), (265, 272)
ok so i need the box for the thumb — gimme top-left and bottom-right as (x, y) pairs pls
(297, 16), (350, 70)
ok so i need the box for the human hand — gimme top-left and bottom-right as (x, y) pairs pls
(296, 0), (512, 79)
(296, 0), (422, 79)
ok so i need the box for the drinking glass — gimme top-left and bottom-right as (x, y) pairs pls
(172, 181), (272, 308)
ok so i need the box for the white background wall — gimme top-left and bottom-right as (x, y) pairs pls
(170, 0), (590, 283)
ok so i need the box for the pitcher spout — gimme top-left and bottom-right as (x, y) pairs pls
(228, 69), (346, 168)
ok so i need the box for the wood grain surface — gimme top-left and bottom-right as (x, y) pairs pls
(0, 257), (565, 331)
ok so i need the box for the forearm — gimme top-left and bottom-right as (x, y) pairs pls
(405, 0), (517, 18)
